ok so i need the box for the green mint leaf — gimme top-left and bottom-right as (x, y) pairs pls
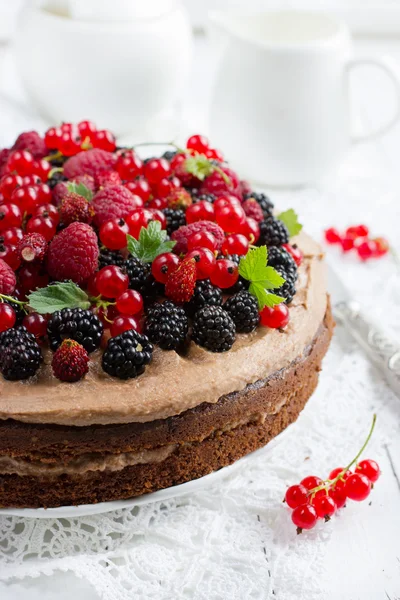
(277, 209), (302, 238)
(27, 282), (91, 314)
(66, 181), (93, 201)
(184, 155), (214, 181)
(126, 220), (176, 263)
(239, 246), (286, 309)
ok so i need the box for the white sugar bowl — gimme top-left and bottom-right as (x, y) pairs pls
(14, 0), (193, 135)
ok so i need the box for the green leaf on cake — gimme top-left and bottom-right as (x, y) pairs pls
(27, 282), (91, 314)
(277, 209), (302, 238)
(127, 220), (176, 264)
(66, 181), (93, 201)
(239, 246), (286, 310)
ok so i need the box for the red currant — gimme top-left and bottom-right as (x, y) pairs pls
(329, 467), (350, 481)
(125, 209), (155, 239)
(214, 195), (241, 211)
(311, 494), (337, 519)
(155, 176), (181, 198)
(345, 473), (371, 501)
(186, 134), (210, 153)
(283, 243), (303, 266)
(210, 258), (239, 289)
(0, 302), (16, 332)
(205, 148), (224, 161)
(240, 217), (260, 243)
(341, 237), (354, 252)
(373, 237), (389, 257)
(1, 227), (24, 245)
(355, 459), (380, 483)
(34, 204), (60, 225)
(186, 248), (216, 279)
(91, 129), (116, 152)
(0, 174), (23, 200)
(99, 218), (129, 250)
(291, 504), (318, 532)
(300, 476), (323, 491)
(144, 158), (171, 184)
(44, 127), (61, 149)
(324, 227), (342, 244)
(147, 197), (167, 210)
(6, 150), (35, 176)
(0, 204), (23, 230)
(22, 175), (41, 187)
(11, 186), (39, 214)
(151, 252), (180, 284)
(110, 315), (140, 337)
(116, 151), (143, 180)
(149, 208), (167, 230)
(186, 201), (215, 224)
(329, 487), (347, 509)
(222, 233), (249, 256)
(26, 216), (57, 241)
(35, 184), (52, 205)
(22, 312), (47, 339)
(18, 264), (49, 292)
(0, 244), (20, 270)
(215, 203), (246, 234)
(285, 484), (309, 509)
(124, 178), (151, 202)
(96, 266), (129, 299)
(357, 240), (377, 261)
(115, 289), (144, 315)
(32, 159), (51, 181)
(78, 120), (97, 139)
(187, 231), (218, 252)
(346, 225), (369, 239)
(259, 304), (290, 329)
(58, 132), (82, 157)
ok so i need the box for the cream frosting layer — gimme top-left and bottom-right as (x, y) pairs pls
(0, 233), (327, 427)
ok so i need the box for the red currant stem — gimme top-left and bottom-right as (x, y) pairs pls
(308, 414), (377, 498)
(48, 166), (64, 178)
(44, 152), (63, 163)
(81, 136), (92, 151)
(0, 293), (27, 307)
(213, 165), (231, 186)
(90, 295), (116, 310)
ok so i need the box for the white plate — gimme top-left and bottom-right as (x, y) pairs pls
(0, 424), (292, 519)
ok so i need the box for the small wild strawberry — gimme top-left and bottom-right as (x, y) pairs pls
(60, 192), (95, 226)
(165, 257), (196, 303)
(51, 338), (89, 382)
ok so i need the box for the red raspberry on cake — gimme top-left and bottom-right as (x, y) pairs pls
(63, 149), (117, 180)
(52, 339), (89, 382)
(96, 170), (122, 189)
(12, 131), (47, 159)
(47, 222), (99, 284)
(171, 221), (225, 254)
(242, 198), (264, 222)
(0, 258), (16, 294)
(199, 166), (241, 198)
(165, 257), (196, 303)
(92, 185), (140, 227)
(60, 192), (95, 226)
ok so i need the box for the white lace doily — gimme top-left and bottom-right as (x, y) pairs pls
(0, 92), (400, 599)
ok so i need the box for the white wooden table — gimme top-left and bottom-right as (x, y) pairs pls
(0, 32), (399, 600)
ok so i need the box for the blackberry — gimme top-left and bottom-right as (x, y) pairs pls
(162, 150), (177, 161)
(102, 329), (153, 379)
(266, 245), (298, 304)
(0, 326), (42, 380)
(245, 192), (274, 219)
(98, 248), (124, 270)
(267, 246), (297, 272)
(191, 192), (216, 204)
(145, 301), (188, 350)
(47, 150), (67, 168)
(163, 208), (186, 236)
(192, 305), (236, 352)
(274, 265), (297, 304)
(258, 216), (289, 247)
(124, 256), (151, 292)
(47, 170), (68, 189)
(141, 275), (164, 305)
(1, 298), (25, 325)
(224, 291), (259, 333)
(185, 279), (223, 317)
(47, 308), (103, 353)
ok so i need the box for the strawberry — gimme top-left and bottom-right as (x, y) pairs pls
(165, 258), (196, 303)
(60, 192), (95, 226)
(51, 339), (89, 382)
(166, 188), (192, 210)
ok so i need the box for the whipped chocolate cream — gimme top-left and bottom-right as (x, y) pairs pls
(0, 233), (327, 427)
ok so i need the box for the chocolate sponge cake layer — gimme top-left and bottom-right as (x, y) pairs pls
(0, 302), (333, 509)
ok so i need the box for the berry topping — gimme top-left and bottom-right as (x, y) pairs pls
(102, 329), (153, 379)
(185, 279), (222, 316)
(0, 302), (16, 332)
(165, 257), (196, 303)
(96, 265), (129, 299)
(92, 185), (141, 227)
(0, 326), (42, 380)
(124, 256), (151, 292)
(12, 131), (47, 159)
(0, 259), (16, 294)
(224, 290), (260, 333)
(145, 300), (188, 350)
(63, 149), (116, 180)
(52, 339), (89, 382)
(60, 192), (95, 226)
(258, 216), (289, 247)
(192, 305), (236, 352)
(99, 218), (129, 251)
(47, 308), (103, 353)
(47, 222), (99, 284)
(163, 208), (186, 236)
(171, 221), (225, 254)
(259, 304), (290, 329)
(355, 458), (380, 483)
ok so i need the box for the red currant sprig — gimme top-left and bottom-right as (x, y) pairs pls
(324, 225), (389, 262)
(285, 414), (380, 534)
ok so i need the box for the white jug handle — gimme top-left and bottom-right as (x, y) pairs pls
(348, 55), (400, 143)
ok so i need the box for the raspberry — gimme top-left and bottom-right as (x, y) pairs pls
(165, 257), (196, 303)
(12, 131), (47, 159)
(92, 185), (140, 227)
(47, 222), (99, 284)
(52, 174), (95, 206)
(0, 258), (16, 294)
(17, 233), (47, 263)
(199, 166), (240, 198)
(242, 198), (264, 223)
(51, 339), (89, 382)
(60, 192), (95, 225)
(63, 149), (116, 180)
(96, 170), (122, 188)
(171, 221), (225, 254)
(166, 188), (192, 210)
(244, 192), (274, 219)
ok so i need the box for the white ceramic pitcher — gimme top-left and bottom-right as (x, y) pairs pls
(208, 10), (400, 186)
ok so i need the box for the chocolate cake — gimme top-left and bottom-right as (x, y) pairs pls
(0, 127), (333, 508)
